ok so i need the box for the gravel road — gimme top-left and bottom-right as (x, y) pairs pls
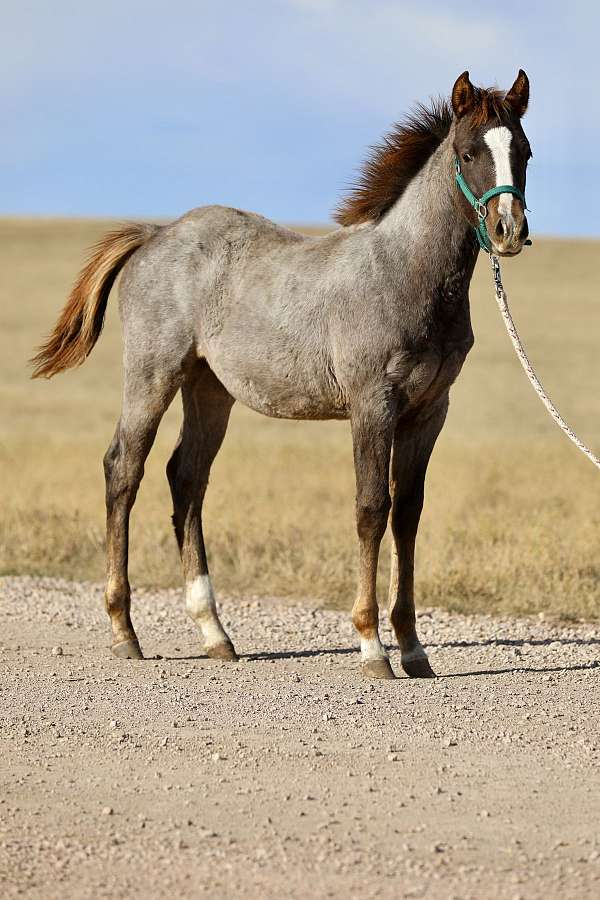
(1, 576), (599, 899)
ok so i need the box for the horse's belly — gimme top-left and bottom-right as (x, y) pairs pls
(206, 354), (348, 420)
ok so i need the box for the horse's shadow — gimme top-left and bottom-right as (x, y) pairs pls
(166, 640), (599, 677)
(440, 662), (597, 677)
(435, 637), (600, 649)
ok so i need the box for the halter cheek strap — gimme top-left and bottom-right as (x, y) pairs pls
(455, 157), (532, 253)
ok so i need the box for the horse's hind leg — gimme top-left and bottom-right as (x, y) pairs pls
(104, 375), (179, 659)
(167, 365), (236, 660)
(388, 401), (447, 678)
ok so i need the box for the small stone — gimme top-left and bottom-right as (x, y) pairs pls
(102, 806), (113, 816)
(51, 646), (63, 657)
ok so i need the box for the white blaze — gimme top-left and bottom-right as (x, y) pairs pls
(185, 575), (229, 649)
(483, 126), (515, 219)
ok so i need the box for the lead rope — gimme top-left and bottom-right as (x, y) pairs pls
(489, 253), (600, 470)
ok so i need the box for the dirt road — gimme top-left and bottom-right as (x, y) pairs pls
(1, 576), (599, 899)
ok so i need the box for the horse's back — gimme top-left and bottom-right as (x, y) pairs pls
(173, 204), (306, 250)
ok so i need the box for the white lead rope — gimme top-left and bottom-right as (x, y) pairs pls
(489, 253), (600, 471)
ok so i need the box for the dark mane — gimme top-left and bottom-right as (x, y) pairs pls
(334, 87), (510, 227)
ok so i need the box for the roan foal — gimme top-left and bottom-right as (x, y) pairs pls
(32, 70), (532, 679)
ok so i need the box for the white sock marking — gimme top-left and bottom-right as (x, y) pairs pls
(483, 126), (515, 219)
(360, 635), (388, 661)
(185, 575), (229, 648)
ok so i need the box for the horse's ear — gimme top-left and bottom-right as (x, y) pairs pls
(505, 69), (529, 117)
(452, 71), (476, 119)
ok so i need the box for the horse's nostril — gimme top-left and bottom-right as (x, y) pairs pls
(495, 218), (505, 239)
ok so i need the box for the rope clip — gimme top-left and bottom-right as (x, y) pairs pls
(490, 253), (503, 299)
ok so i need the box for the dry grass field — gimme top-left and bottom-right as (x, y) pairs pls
(1, 218), (599, 620)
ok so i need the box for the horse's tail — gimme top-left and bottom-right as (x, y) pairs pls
(30, 222), (159, 379)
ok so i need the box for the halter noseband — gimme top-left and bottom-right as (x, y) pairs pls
(454, 157), (531, 253)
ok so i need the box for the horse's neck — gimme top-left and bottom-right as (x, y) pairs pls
(376, 138), (477, 289)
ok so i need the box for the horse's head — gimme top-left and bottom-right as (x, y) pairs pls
(451, 70), (531, 256)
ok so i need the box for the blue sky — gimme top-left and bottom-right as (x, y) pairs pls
(4, 1), (599, 234)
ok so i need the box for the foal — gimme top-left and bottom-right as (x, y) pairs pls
(32, 70), (532, 679)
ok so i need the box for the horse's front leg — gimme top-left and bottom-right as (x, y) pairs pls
(388, 401), (447, 678)
(350, 400), (396, 680)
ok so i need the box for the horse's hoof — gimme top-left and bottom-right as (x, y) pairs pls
(111, 638), (144, 660)
(206, 640), (238, 662)
(401, 654), (436, 678)
(361, 658), (396, 680)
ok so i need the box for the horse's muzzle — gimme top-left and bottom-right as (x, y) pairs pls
(488, 200), (529, 256)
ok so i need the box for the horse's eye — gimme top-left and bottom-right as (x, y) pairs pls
(462, 152), (474, 163)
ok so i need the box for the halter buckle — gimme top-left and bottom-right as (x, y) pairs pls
(477, 201), (488, 220)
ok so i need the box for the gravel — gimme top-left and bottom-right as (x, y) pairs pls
(1, 575), (599, 899)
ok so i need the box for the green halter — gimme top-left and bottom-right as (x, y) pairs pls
(454, 157), (531, 253)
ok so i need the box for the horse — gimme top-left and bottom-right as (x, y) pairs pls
(31, 70), (532, 680)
